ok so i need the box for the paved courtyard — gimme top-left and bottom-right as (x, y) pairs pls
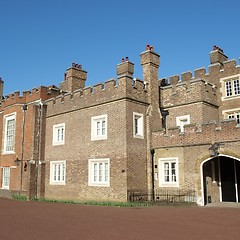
(0, 198), (239, 240)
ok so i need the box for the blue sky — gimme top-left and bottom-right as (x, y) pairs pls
(0, 0), (239, 95)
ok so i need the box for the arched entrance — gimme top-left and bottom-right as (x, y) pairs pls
(201, 155), (240, 205)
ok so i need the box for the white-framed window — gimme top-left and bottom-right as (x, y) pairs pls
(237, 113), (240, 126)
(225, 80), (232, 96)
(234, 80), (240, 95)
(91, 115), (107, 140)
(228, 113), (235, 120)
(88, 158), (110, 187)
(53, 123), (65, 146)
(3, 113), (16, 154)
(227, 112), (240, 126)
(159, 158), (179, 187)
(2, 167), (10, 189)
(221, 75), (240, 100)
(133, 112), (144, 138)
(176, 115), (190, 132)
(50, 161), (66, 185)
(225, 79), (240, 97)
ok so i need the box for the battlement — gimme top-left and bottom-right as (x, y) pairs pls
(152, 119), (240, 148)
(0, 86), (60, 109)
(160, 47), (240, 108)
(161, 77), (217, 108)
(46, 76), (148, 117)
(161, 44), (239, 88)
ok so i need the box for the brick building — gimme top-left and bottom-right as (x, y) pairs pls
(0, 84), (60, 198)
(153, 46), (240, 205)
(0, 45), (239, 205)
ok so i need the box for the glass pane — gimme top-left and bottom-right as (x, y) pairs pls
(93, 163), (97, 182)
(135, 118), (138, 134)
(62, 163), (65, 181)
(105, 163), (108, 182)
(171, 162), (176, 182)
(99, 163), (102, 182)
(61, 128), (64, 141)
(58, 164), (61, 181)
(234, 80), (240, 95)
(102, 121), (105, 135)
(236, 113), (240, 125)
(53, 164), (57, 181)
(225, 81), (232, 96)
(6, 119), (15, 151)
(3, 167), (10, 187)
(57, 128), (61, 141)
(96, 121), (100, 136)
(164, 163), (169, 182)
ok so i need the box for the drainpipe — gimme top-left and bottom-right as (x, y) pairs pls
(35, 100), (43, 199)
(20, 104), (27, 195)
(151, 149), (155, 202)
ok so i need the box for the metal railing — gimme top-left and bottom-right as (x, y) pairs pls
(128, 189), (197, 204)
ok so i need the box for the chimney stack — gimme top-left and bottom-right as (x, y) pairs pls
(210, 45), (228, 66)
(117, 57), (134, 79)
(60, 63), (87, 93)
(140, 44), (162, 130)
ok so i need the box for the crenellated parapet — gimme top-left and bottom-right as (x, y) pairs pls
(0, 86), (61, 110)
(152, 119), (240, 149)
(161, 74), (217, 107)
(160, 49), (240, 108)
(46, 76), (148, 117)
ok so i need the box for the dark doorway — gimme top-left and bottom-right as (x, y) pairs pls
(202, 156), (240, 204)
(220, 157), (236, 202)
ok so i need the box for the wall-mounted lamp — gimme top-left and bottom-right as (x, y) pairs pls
(14, 157), (21, 166)
(209, 142), (220, 157)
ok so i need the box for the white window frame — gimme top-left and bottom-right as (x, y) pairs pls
(50, 161), (66, 185)
(176, 115), (190, 132)
(133, 112), (144, 138)
(234, 79), (240, 95)
(91, 114), (107, 141)
(223, 109), (240, 127)
(2, 167), (10, 189)
(221, 74), (240, 100)
(237, 113), (240, 126)
(3, 113), (16, 154)
(159, 157), (179, 187)
(88, 158), (110, 187)
(52, 123), (65, 146)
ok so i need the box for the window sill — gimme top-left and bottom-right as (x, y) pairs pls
(159, 183), (179, 188)
(133, 134), (144, 139)
(222, 95), (240, 101)
(91, 136), (107, 141)
(52, 142), (64, 146)
(2, 151), (15, 155)
(88, 183), (110, 187)
(50, 182), (65, 185)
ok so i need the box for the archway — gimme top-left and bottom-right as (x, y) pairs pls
(201, 155), (240, 205)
